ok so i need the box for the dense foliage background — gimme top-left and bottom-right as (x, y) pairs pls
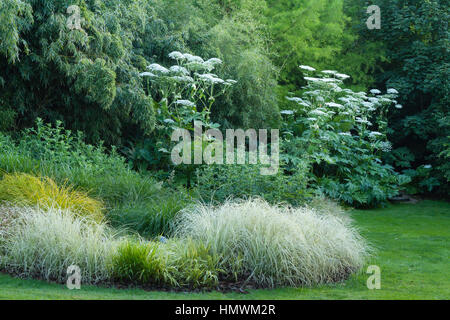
(362, 0), (449, 196)
(1, 0), (448, 205)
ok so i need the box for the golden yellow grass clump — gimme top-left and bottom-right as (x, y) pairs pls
(0, 173), (104, 222)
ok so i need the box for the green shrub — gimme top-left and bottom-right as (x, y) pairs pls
(160, 239), (220, 289)
(71, 171), (162, 206)
(0, 120), (170, 205)
(174, 199), (369, 288)
(1, 0), (155, 145)
(112, 240), (164, 285)
(194, 162), (313, 206)
(0, 152), (39, 175)
(0, 108), (16, 131)
(0, 120), (191, 235)
(359, 0), (449, 197)
(0, 173), (104, 223)
(281, 67), (409, 207)
(108, 190), (191, 238)
(111, 238), (220, 289)
(0, 206), (116, 284)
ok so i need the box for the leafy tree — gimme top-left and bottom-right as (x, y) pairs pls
(264, 0), (384, 112)
(357, 0), (449, 195)
(148, 0), (281, 129)
(266, 0), (350, 85)
(0, 0), (155, 145)
(206, 0), (281, 129)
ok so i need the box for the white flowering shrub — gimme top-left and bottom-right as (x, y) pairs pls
(133, 52), (235, 177)
(282, 66), (410, 207)
(141, 52), (235, 127)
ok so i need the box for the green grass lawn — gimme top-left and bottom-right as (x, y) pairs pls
(1, 200), (449, 300)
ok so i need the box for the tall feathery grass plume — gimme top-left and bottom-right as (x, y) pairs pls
(174, 198), (370, 288)
(0, 206), (117, 283)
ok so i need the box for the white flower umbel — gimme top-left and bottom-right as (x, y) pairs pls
(370, 89), (381, 95)
(286, 97), (308, 104)
(139, 72), (156, 77)
(387, 88), (399, 94)
(168, 51), (186, 61)
(310, 110), (328, 116)
(175, 100), (196, 107)
(197, 73), (225, 84)
(147, 63), (170, 74)
(299, 65), (316, 72)
(304, 77), (322, 82)
(325, 102), (344, 109)
(184, 53), (204, 64)
(319, 78), (341, 83)
(206, 58), (223, 66)
(362, 101), (375, 108)
(369, 131), (383, 138)
(169, 65), (189, 75)
(336, 73), (350, 80)
(356, 117), (371, 125)
(171, 75), (194, 83)
(225, 79), (238, 86)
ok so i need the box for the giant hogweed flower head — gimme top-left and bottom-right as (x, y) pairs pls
(369, 131), (383, 138)
(169, 65), (189, 75)
(387, 88), (399, 95)
(175, 100), (196, 107)
(171, 75), (194, 83)
(206, 58), (223, 67)
(147, 63), (169, 74)
(196, 73), (225, 85)
(336, 73), (350, 80)
(310, 109), (328, 117)
(168, 51), (186, 61)
(225, 79), (237, 86)
(183, 54), (204, 64)
(304, 77), (322, 82)
(320, 78), (341, 83)
(299, 65), (316, 72)
(326, 102), (344, 109)
(362, 101), (375, 109)
(370, 89), (381, 95)
(168, 52), (224, 72)
(288, 65), (400, 136)
(139, 72), (156, 77)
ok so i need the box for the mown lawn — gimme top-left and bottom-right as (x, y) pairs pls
(0, 200), (449, 300)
